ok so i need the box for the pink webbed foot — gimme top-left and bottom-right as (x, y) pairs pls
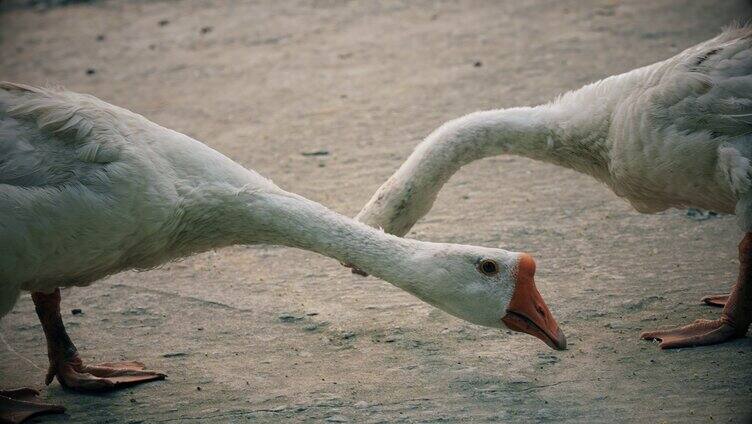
(701, 293), (730, 308)
(0, 388), (65, 424)
(31, 289), (165, 393)
(51, 356), (166, 391)
(642, 233), (752, 349)
(640, 318), (741, 349)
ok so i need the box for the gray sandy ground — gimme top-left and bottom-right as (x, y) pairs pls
(1, 0), (752, 422)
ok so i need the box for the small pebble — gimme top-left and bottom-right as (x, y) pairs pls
(473, 61), (483, 67)
(278, 313), (303, 322)
(96, 34), (105, 42)
(301, 149), (329, 157)
(85, 68), (96, 75)
(71, 308), (83, 315)
(196, 386), (201, 391)
(200, 26), (213, 34)
(158, 19), (170, 26)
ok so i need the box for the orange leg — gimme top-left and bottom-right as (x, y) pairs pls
(0, 388), (64, 424)
(641, 233), (752, 349)
(32, 289), (166, 391)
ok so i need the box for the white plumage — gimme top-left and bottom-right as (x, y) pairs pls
(0, 83), (275, 301)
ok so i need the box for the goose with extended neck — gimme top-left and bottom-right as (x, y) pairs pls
(0, 82), (565, 423)
(355, 26), (752, 349)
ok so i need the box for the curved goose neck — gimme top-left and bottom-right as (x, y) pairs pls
(169, 183), (451, 306)
(235, 189), (433, 293)
(356, 99), (617, 236)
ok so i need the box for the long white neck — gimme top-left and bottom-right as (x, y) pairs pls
(175, 185), (448, 304)
(248, 190), (420, 282)
(354, 69), (651, 236)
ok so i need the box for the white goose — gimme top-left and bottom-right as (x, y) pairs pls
(0, 82), (565, 423)
(355, 26), (752, 350)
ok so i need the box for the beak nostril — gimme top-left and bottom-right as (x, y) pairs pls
(536, 305), (546, 316)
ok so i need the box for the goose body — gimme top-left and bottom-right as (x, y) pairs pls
(356, 26), (752, 349)
(0, 83), (565, 423)
(0, 85), (274, 298)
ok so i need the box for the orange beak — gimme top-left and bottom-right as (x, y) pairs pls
(501, 254), (567, 350)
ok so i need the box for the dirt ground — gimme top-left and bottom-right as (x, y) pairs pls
(2, 0), (752, 422)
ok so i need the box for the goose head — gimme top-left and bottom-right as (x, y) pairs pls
(401, 246), (567, 350)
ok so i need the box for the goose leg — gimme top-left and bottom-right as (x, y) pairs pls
(0, 388), (65, 424)
(32, 288), (166, 391)
(641, 233), (752, 349)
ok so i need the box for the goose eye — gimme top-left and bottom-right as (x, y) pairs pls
(478, 259), (499, 276)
